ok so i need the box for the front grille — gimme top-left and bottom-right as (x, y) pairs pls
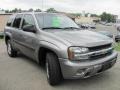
(89, 44), (112, 52)
(88, 44), (113, 60)
(89, 51), (113, 60)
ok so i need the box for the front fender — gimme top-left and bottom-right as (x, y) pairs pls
(5, 31), (12, 39)
(4, 31), (12, 44)
(35, 40), (68, 62)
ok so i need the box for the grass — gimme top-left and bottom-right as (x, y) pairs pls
(114, 43), (120, 51)
(0, 38), (4, 42)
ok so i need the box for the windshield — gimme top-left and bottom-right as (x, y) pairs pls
(35, 14), (79, 30)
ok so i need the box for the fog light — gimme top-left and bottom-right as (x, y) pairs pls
(76, 67), (93, 77)
(76, 69), (86, 76)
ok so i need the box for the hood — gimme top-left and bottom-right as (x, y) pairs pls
(45, 30), (112, 47)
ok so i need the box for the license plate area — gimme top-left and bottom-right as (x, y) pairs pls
(99, 59), (116, 72)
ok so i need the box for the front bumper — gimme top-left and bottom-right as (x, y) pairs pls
(115, 35), (120, 42)
(59, 51), (118, 79)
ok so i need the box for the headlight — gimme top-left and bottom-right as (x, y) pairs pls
(68, 47), (89, 60)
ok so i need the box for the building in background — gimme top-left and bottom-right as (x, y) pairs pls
(75, 16), (101, 24)
(59, 11), (101, 23)
(82, 11), (85, 17)
(75, 11), (101, 24)
(0, 10), (5, 14)
(0, 13), (12, 32)
(116, 15), (120, 23)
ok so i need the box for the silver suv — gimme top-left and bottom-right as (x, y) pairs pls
(4, 12), (118, 85)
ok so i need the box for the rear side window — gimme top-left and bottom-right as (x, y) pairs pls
(12, 14), (23, 28)
(6, 15), (14, 27)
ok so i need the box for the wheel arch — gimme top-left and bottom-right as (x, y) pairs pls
(37, 46), (60, 65)
(5, 35), (11, 44)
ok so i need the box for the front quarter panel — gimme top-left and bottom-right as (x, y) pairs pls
(4, 27), (13, 43)
(35, 40), (69, 62)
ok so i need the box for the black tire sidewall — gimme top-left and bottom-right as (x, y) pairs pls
(46, 52), (62, 85)
(7, 40), (17, 57)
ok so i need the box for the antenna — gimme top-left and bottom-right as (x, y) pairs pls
(42, 0), (44, 12)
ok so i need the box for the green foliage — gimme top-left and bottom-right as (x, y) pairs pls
(46, 8), (57, 13)
(115, 43), (120, 51)
(4, 8), (42, 13)
(5, 8), (22, 13)
(100, 12), (116, 23)
(35, 9), (41, 12)
(70, 13), (81, 17)
(91, 14), (99, 17)
(28, 8), (33, 12)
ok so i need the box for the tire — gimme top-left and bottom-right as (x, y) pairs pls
(7, 40), (17, 57)
(115, 39), (118, 42)
(46, 52), (62, 85)
(115, 38), (119, 42)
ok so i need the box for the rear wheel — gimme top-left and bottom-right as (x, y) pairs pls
(7, 40), (17, 57)
(46, 52), (62, 85)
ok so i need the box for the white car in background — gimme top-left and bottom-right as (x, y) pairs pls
(115, 24), (120, 30)
(80, 23), (96, 29)
(105, 23), (113, 26)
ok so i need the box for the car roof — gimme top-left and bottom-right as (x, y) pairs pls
(14, 12), (62, 16)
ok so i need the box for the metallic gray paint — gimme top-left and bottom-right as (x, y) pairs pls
(4, 12), (118, 79)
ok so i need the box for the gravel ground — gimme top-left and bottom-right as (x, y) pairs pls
(0, 25), (120, 90)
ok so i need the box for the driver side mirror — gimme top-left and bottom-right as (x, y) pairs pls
(22, 25), (37, 33)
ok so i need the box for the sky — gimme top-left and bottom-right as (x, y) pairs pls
(0, 0), (120, 16)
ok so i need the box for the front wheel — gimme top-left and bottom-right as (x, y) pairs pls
(7, 40), (17, 57)
(46, 52), (62, 85)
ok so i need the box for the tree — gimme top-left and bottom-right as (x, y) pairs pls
(46, 8), (57, 13)
(91, 14), (99, 17)
(35, 9), (41, 12)
(11, 8), (19, 13)
(71, 13), (81, 17)
(18, 8), (22, 13)
(28, 8), (33, 12)
(100, 12), (116, 23)
(5, 10), (10, 13)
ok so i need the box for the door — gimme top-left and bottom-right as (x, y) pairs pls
(11, 14), (23, 50)
(19, 14), (38, 59)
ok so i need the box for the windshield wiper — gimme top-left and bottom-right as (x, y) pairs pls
(42, 27), (63, 30)
(63, 27), (80, 29)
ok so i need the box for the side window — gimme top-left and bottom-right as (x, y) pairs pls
(22, 14), (35, 28)
(12, 14), (23, 28)
(6, 15), (14, 27)
(35, 14), (43, 28)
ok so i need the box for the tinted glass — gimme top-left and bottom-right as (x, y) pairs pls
(13, 14), (23, 28)
(22, 14), (35, 28)
(35, 14), (79, 29)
